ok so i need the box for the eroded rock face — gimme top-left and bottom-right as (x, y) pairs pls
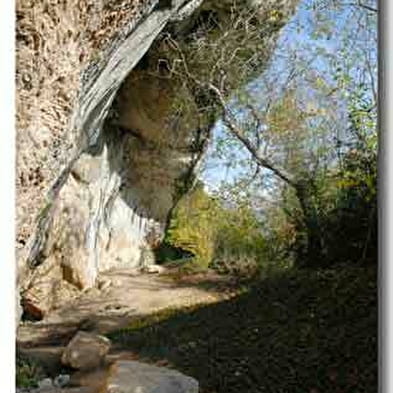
(38, 67), (206, 290)
(16, 0), (298, 320)
(17, 0), (209, 318)
(16, 0), (160, 292)
(106, 361), (199, 393)
(21, 256), (62, 319)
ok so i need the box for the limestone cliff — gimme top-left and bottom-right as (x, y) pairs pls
(16, 0), (297, 320)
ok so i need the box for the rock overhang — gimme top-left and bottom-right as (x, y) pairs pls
(16, 0), (298, 320)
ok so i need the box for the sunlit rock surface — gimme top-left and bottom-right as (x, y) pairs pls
(61, 332), (111, 370)
(16, 0), (298, 319)
(17, 0), (208, 318)
(106, 361), (199, 393)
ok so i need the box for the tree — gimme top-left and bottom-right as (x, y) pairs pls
(153, 0), (377, 265)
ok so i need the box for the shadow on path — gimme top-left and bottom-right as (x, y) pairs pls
(108, 265), (378, 393)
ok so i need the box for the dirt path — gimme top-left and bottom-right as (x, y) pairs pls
(17, 268), (239, 389)
(17, 268), (236, 358)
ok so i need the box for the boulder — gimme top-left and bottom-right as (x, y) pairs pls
(21, 257), (62, 320)
(53, 374), (71, 388)
(38, 378), (53, 389)
(105, 360), (199, 393)
(61, 331), (111, 370)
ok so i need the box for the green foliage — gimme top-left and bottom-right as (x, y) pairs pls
(154, 242), (194, 265)
(280, 149), (377, 267)
(16, 354), (44, 388)
(212, 205), (267, 275)
(157, 0), (377, 271)
(164, 183), (270, 274)
(324, 137), (377, 263)
(203, 0), (376, 268)
(164, 183), (221, 269)
(290, 87), (377, 266)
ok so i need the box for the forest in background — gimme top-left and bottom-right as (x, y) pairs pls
(154, 0), (377, 275)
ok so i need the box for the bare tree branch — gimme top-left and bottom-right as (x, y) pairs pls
(340, 1), (377, 12)
(159, 26), (299, 190)
(362, 46), (377, 105)
(206, 82), (296, 187)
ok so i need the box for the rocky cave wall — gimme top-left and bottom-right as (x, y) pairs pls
(16, 0), (298, 320)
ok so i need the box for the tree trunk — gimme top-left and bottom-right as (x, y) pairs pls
(294, 181), (324, 266)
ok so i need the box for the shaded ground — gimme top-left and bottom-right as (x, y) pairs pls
(108, 265), (378, 393)
(17, 269), (238, 347)
(17, 265), (377, 393)
(16, 268), (241, 386)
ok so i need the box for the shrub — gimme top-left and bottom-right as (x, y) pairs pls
(163, 183), (272, 274)
(164, 183), (222, 269)
(16, 353), (44, 388)
(212, 205), (267, 275)
(282, 146), (377, 267)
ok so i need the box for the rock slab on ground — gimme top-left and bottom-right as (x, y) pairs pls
(17, 388), (94, 393)
(106, 360), (199, 393)
(61, 331), (111, 370)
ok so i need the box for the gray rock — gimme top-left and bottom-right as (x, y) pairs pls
(61, 331), (111, 370)
(105, 360), (199, 393)
(53, 374), (70, 388)
(38, 378), (53, 389)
